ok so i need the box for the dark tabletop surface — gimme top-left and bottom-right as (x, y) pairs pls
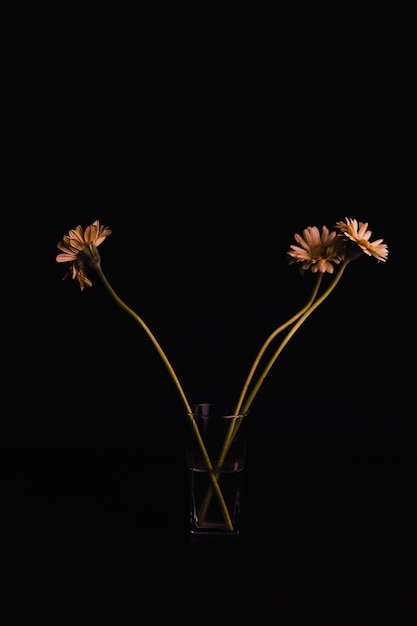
(2, 427), (416, 623)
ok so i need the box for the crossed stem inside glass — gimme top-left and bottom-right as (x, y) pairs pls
(192, 414), (244, 530)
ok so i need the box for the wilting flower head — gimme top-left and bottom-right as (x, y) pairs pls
(335, 217), (389, 262)
(56, 220), (112, 290)
(287, 225), (345, 274)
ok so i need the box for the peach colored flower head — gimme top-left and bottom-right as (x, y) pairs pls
(335, 217), (388, 262)
(287, 225), (345, 274)
(56, 220), (112, 290)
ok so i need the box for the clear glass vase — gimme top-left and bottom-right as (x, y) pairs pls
(184, 403), (248, 542)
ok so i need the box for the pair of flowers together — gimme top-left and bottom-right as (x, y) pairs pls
(56, 216), (388, 529)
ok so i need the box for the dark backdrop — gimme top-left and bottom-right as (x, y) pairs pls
(6, 40), (415, 439)
(4, 35), (417, 620)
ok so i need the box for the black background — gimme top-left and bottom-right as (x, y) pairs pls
(3, 34), (417, 620)
(7, 39), (414, 437)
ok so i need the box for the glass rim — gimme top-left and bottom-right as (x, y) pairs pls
(187, 408), (249, 420)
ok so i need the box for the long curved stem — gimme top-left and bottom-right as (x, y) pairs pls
(198, 274), (324, 523)
(94, 264), (235, 530)
(240, 261), (349, 416)
(214, 263), (347, 487)
(233, 274), (323, 417)
(217, 273), (323, 465)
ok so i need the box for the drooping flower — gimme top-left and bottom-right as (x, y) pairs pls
(56, 220), (112, 290)
(287, 225), (345, 274)
(335, 217), (389, 262)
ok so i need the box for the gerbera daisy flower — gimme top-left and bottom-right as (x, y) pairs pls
(287, 225), (345, 274)
(335, 217), (388, 262)
(56, 220), (112, 290)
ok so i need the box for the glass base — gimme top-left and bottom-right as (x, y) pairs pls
(188, 467), (243, 541)
(190, 528), (241, 542)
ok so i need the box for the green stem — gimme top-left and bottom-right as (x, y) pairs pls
(240, 261), (349, 416)
(195, 414), (242, 525)
(200, 264), (348, 523)
(94, 264), (235, 531)
(221, 273), (323, 464)
(198, 274), (324, 523)
(233, 274), (323, 417)
(195, 264), (349, 524)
